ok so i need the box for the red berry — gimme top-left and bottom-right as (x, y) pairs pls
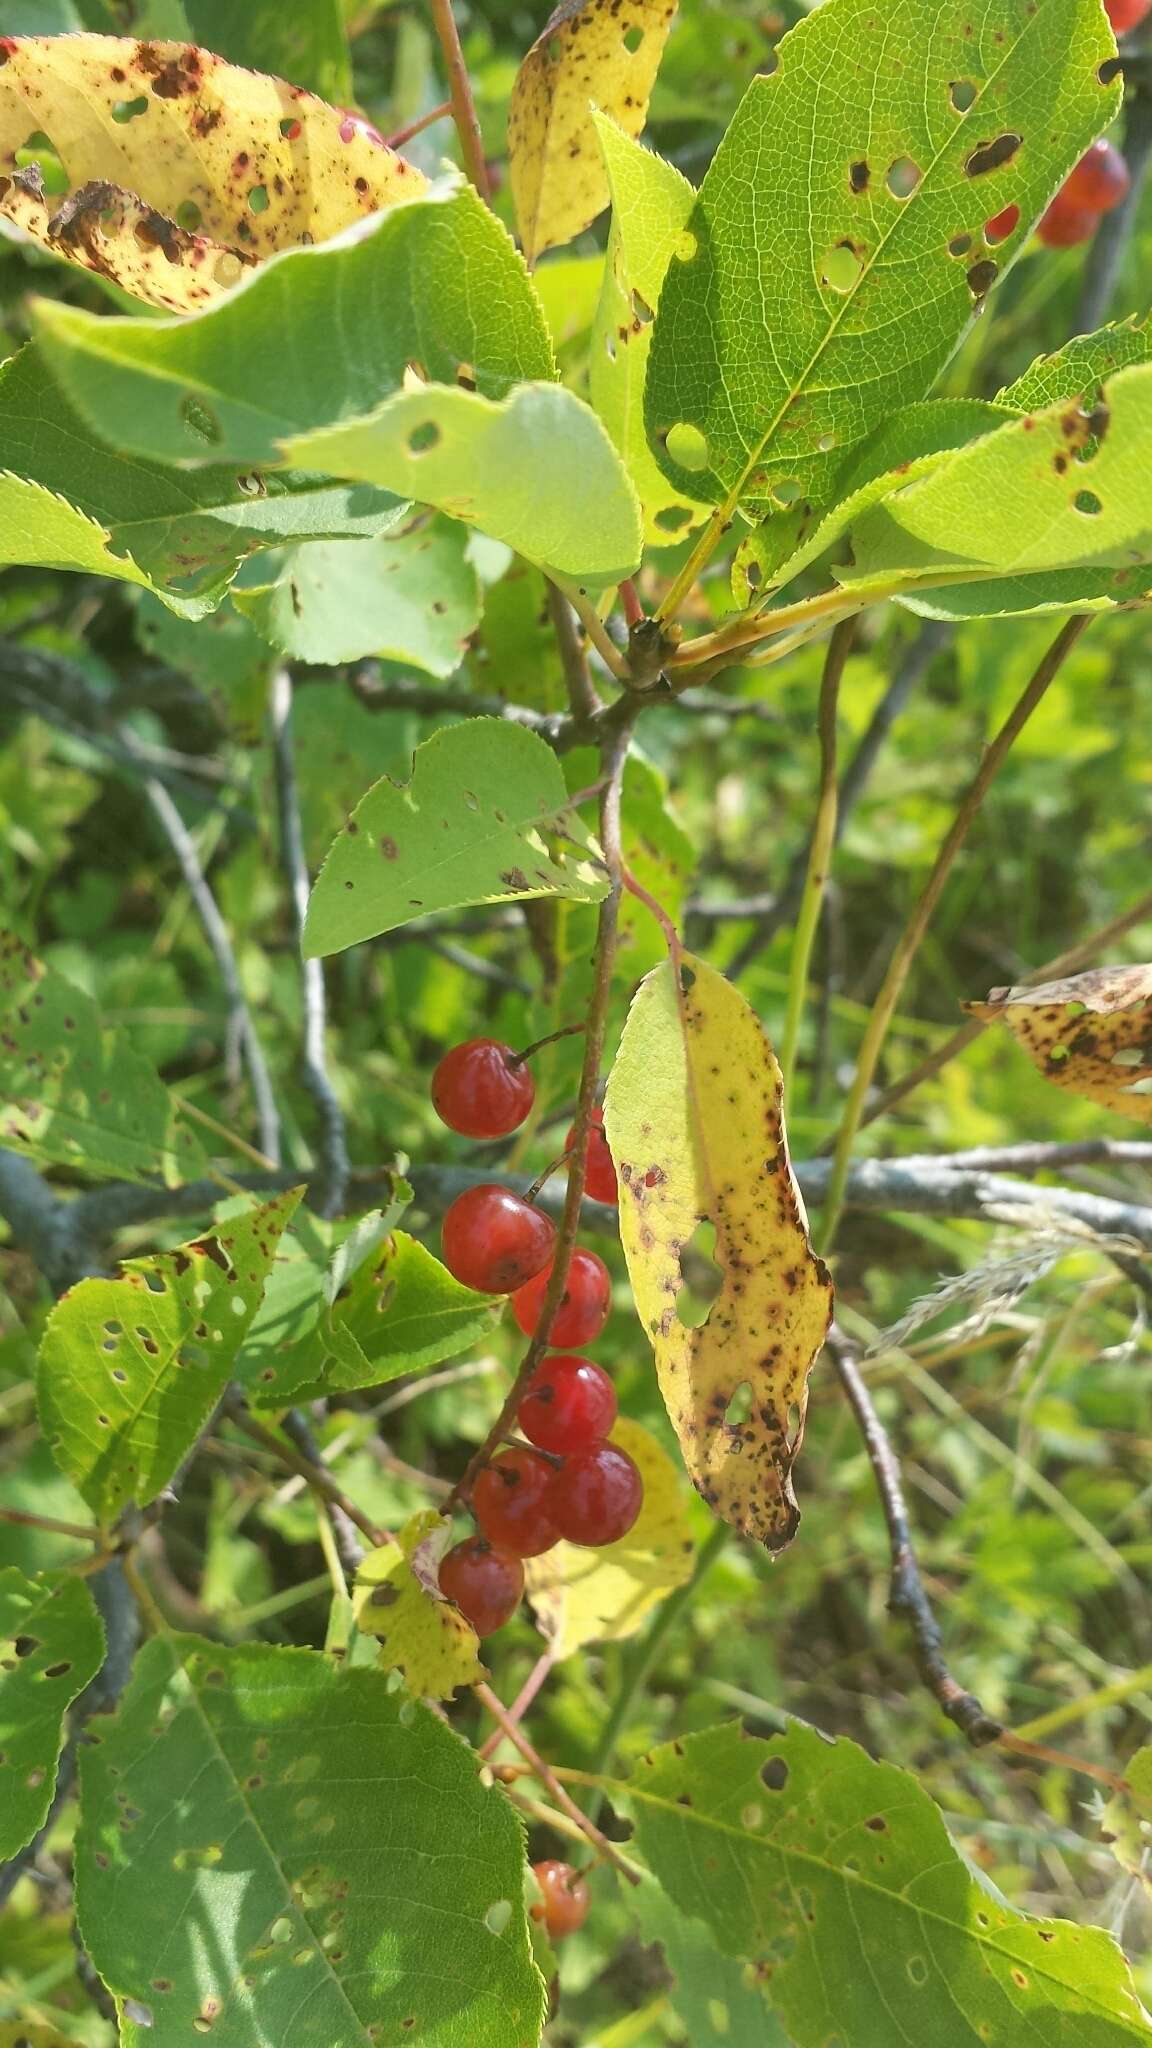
(517, 1356), (617, 1455)
(441, 1184), (555, 1294)
(984, 202), (1020, 245)
(1063, 138), (1130, 214)
(1036, 193), (1100, 248)
(473, 1447), (561, 1557)
(511, 1250), (611, 1347)
(1106, 0), (1151, 31)
(530, 1860), (590, 1938)
(551, 1441), (643, 1547)
(431, 1039), (534, 1139)
(438, 1537), (523, 1636)
(566, 1105), (618, 1206)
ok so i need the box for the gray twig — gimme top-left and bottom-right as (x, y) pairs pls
(269, 670), (350, 1219)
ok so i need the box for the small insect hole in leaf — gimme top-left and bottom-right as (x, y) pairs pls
(112, 94), (150, 123)
(407, 421), (441, 454)
(885, 157), (922, 198)
(655, 504), (693, 532)
(485, 1898), (513, 1934)
(950, 78), (979, 112)
(964, 132), (1021, 178)
(725, 1382), (754, 1425)
(678, 1218), (724, 1329)
(665, 422), (709, 472)
(769, 478), (803, 507)
(622, 24), (645, 53)
(248, 184), (269, 213)
(820, 242), (864, 293)
(1074, 488), (1103, 515)
(984, 203), (1019, 245)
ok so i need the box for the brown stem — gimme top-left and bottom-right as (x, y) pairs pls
(621, 863), (682, 965)
(619, 578), (644, 627)
(997, 1731), (1129, 1794)
(511, 1020), (588, 1065)
(0, 1505), (103, 1544)
(384, 98), (452, 150)
(426, 0), (491, 202)
(478, 1648), (556, 1760)
(825, 1324), (1003, 1746)
(473, 1681), (639, 1881)
(547, 581), (603, 719)
(226, 1399), (388, 1549)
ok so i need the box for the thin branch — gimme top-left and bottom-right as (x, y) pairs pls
(426, 935), (533, 997)
(563, 585), (632, 683)
(426, 0), (491, 201)
(779, 618), (852, 1091)
(281, 1408), (366, 1577)
(0, 1506), (102, 1543)
(821, 616), (1092, 1246)
(547, 582), (602, 720)
(269, 669), (350, 1219)
(997, 1730), (1129, 1794)
(825, 1325), (1003, 1745)
(226, 1398), (387, 1549)
(473, 1681), (639, 1881)
(0, 1149), (103, 1290)
(384, 98), (452, 151)
(478, 1650), (556, 1760)
(891, 1138), (1152, 1177)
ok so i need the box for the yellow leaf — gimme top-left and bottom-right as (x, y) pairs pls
(524, 1417), (694, 1657)
(604, 951), (833, 1551)
(508, 0), (677, 266)
(966, 965), (1152, 1126)
(0, 35), (426, 313)
(353, 1511), (484, 1700)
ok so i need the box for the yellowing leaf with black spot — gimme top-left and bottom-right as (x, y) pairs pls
(353, 1511), (484, 1700)
(604, 952), (833, 1551)
(966, 965), (1152, 1126)
(524, 1417), (694, 1656)
(0, 34), (425, 312)
(508, 0), (677, 266)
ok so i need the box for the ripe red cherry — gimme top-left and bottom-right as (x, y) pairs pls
(438, 1537), (523, 1636)
(473, 1447), (561, 1557)
(441, 1185), (555, 1294)
(551, 1441), (643, 1547)
(511, 1249), (612, 1347)
(531, 1860), (590, 1938)
(1106, 0), (1151, 32)
(517, 1356), (618, 1455)
(431, 1038), (534, 1139)
(567, 1104), (618, 1206)
(1036, 192), (1100, 248)
(1063, 138), (1130, 214)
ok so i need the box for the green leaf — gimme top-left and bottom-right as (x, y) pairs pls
(998, 318), (1152, 411)
(845, 363), (1152, 592)
(645, 0), (1120, 515)
(632, 1873), (789, 2048)
(34, 184), (555, 468)
(353, 1512), (485, 1699)
(0, 345), (406, 614)
(303, 718), (607, 958)
(0, 1568), (105, 1859)
(0, 926), (205, 1184)
(75, 1635), (545, 2045)
(589, 117), (707, 546)
(234, 518), (482, 671)
(183, 0), (351, 101)
(38, 1191), (303, 1529)
(620, 1719), (1152, 2046)
(283, 381), (643, 583)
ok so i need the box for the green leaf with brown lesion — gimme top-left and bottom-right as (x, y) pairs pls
(0, 1567), (105, 1860)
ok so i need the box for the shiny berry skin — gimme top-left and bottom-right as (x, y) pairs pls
(517, 1356), (617, 1455)
(1106, 0), (1151, 31)
(441, 1185), (555, 1294)
(473, 1447), (562, 1557)
(1063, 138), (1130, 214)
(1036, 193), (1100, 248)
(438, 1537), (523, 1636)
(431, 1038), (534, 1139)
(567, 1104), (618, 1206)
(511, 1249), (612, 1347)
(551, 1441), (643, 1547)
(531, 1860), (590, 1938)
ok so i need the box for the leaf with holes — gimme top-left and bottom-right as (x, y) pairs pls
(604, 951), (833, 1550)
(353, 1513), (485, 1699)
(965, 965), (1152, 1126)
(632, 1873), (791, 2048)
(524, 1418), (695, 1657)
(617, 1719), (1152, 2046)
(33, 181), (554, 469)
(0, 927), (204, 1184)
(998, 318), (1152, 412)
(283, 381), (643, 584)
(0, 32), (424, 312)
(0, 344), (407, 614)
(645, 0), (1119, 517)
(843, 364), (1152, 604)
(74, 1636), (544, 2044)
(38, 1190), (303, 1531)
(303, 718), (606, 958)
(589, 115), (707, 545)
(508, 0), (677, 265)
(234, 517), (482, 671)
(0, 1568), (105, 1859)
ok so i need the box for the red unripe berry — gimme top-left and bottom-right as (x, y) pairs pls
(566, 1104), (618, 1206)
(511, 1249), (612, 1347)
(438, 1537), (523, 1637)
(984, 202), (1020, 245)
(551, 1441), (643, 1547)
(517, 1356), (618, 1455)
(1036, 192), (1100, 248)
(473, 1447), (562, 1557)
(431, 1038), (534, 1139)
(1105, 0), (1151, 32)
(441, 1184), (555, 1294)
(531, 1860), (590, 1938)
(1063, 138), (1130, 214)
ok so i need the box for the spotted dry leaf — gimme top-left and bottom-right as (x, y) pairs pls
(0, 34), (425, 313)
(604, 951), (834, 1550)
(353, 1512), (484, 1700)
(966, 965), (1152, 1125)
(508, 0), (677, 266)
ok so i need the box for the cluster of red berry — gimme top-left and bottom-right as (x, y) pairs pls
(429, 1039), (642, 1640)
